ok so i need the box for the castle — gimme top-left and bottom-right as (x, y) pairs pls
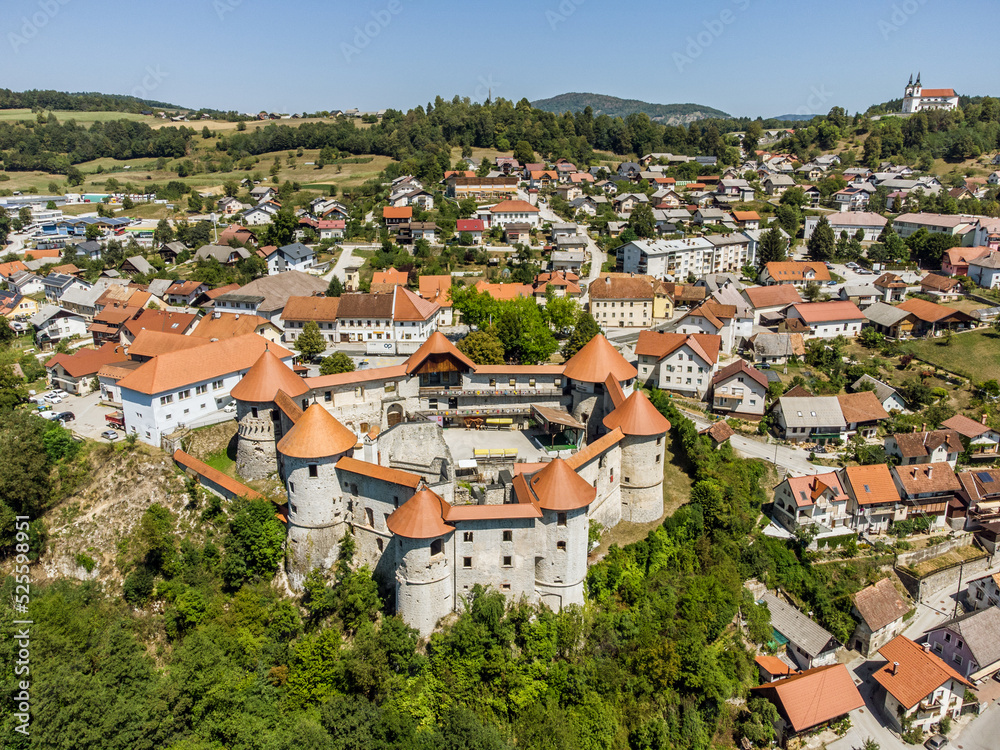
(229, 332), (671, 635)
(901, 73), (959, 113)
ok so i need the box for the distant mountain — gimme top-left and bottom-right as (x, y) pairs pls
(531, 92), (730, 125)
(770, 114), (822, 121)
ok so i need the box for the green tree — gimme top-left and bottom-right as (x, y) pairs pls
(456, 330), (505, 365)
(262, 207), (298, 247)
(513, 140), (534, 164)
(326, 276), (344, 297)
(807, 216), (835, 262)
(737, 698), (780, 746)
(543, 286), (579, 332)
(493, 297), (559, 365)
(221, 498), (286, 588)
(802, 281), (823, 302)
(756, 227), (787, 271)
(626, 203), (656, 239)
(187, 193), (203, 213)
(295, 320), (327, 359)
(562, 310), (601, 360)
(319, 352), (355, 376)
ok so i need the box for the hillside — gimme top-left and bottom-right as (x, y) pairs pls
(531, 92), (731, 124)
(0, 88), (184, 114)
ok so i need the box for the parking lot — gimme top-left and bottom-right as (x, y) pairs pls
(33, 389), (123, 441)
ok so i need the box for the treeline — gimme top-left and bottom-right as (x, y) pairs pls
(0, 89), (179, 113)
(0, 118), (192, 173)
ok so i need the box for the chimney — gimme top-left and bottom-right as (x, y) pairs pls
(922, 643), (931, 653)
(922, 423), (927, 432)
(984, 413), (989, 426)
(892, 661), (899, 675)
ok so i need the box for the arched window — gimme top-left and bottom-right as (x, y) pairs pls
(430, 538), (443, 557)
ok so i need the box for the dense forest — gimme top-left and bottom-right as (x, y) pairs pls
(530, 93), (731, 122)
(0, 370), (889, 749)
(0, 89), (181, 114)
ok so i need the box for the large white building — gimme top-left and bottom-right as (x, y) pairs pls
(901, 74), (959, 113)
(619, 237), (715, 279)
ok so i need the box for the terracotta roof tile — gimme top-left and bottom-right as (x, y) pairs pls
(837, 391), (890, 424)
(844, 464), (900, 506)
(700, 421), (735, 443)
(712, 359), (769, 390)
(190, 312), (273, 340)
(385, 487), (454, 539)
(564, 428), (624, 470)
(371, 267), (408, 286)
(45, 342), (126, 378)
(519, 458), (597, 511)
(750, 664), (864, 733)
(853, 578), (909, 632)
(897, 297), (970, 323)
(563, 334), (637, 384)
(489, 199), (538, 214)
(382, 206), (413, 219)
(873, 635), (972, 710)
(941, 414), (990, 439)
(173, 449), (264, 500)
(280, 296), (340, 322)
(393, 286), (440, 322)
(336, 292), (394, 319)
(602, 390), (671, 436)
(336, 456), (422, 488)
(127, 330), (206, 359)
(307, 364), (408, 390)
(783, 471), (844, 508)
(743, 284), (803, 308)
(277, 403), (356, 458)
(892, 429), (963, 458)
(588, 275), (655, 301)
(404, 332), (475, 374)
(764, 262), (831, 282)
(124, 309), (197, 337)
(754, 654), (797, 677)
(894, 462), (961, 496)
(231, 347), (309, 402)
(791, 301), (864, 324)
(635, 330), (721, 366)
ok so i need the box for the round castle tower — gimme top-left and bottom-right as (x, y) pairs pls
(231, 348), (310, 480)
(386, 487), (455, 636)
(277, 403), (358, 587)
(527, 458), (597, 610)
(563, 334), (638, 441)
(602, 389), (671, 523)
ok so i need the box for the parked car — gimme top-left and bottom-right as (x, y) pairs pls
(846, 262), (859, 269)
(43, 393), (62, 404)
(101, 430), (119, 441)
(223, 401), (237, 413)
(40, 411), (61, 421)
(924, 735), (948, 750)
(758, 363), (771, 369)
(827, 280), (838, 286)
(52, 389), (69, 398)
(55, 411), (75, 422)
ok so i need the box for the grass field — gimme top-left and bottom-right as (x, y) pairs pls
(901, 328), (1000, 382)
(0, 108), (158, 124)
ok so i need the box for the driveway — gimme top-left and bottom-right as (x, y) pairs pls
(323, 243), (378, 284)
(57, 391), (120, 441)
(827, 657), (909, 750)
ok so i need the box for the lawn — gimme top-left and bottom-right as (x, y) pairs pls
(901, 329), (1000, 383)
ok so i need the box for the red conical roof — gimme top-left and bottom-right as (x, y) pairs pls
(527, 458), (597, 511)
(562, 334), (637, 384)
(231, 348), (309, 402)
(602, 390), (671, 436)
(276, 403), (357, 459)
(386, 487), (454, 539)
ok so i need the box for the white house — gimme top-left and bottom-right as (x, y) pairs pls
(710, 359), (768, 418)
(772, 471), (850, 535)
(243, 204), (277, 226)
(785, 301), (864, 339)
(619, 237), (715, 280)
(941, 414), (1000, 459)
(29, 305), (88, 347)
(266, 242), (315, 275)
(119, 334), (296, 446)
(675, 300), (752, 355)
(635, 330), (721, 398)
(804, 212), (887, 242)
(968, 253), (1000, 289)
(335, 287), (441, 355)
(487, 199), (540, 228)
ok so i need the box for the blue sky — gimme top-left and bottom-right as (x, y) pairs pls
(4, 0), (994, 118)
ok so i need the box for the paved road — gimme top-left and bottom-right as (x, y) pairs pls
(323, 243), (377, 284)
(677, 405), (823, 477)
(529, 196), (605, 302)
(956, 701), (1000, 750)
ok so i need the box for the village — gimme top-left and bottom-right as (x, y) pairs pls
(5, 73), (1000, 750)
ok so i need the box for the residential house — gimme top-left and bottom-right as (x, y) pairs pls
(242, 204), (277, 226)
(957, 468), (1000, 529)
(919, 273), (963, 300)
(29, 305), (88, 347)
(886, 429), (963, 468)
(194, 244), (251, 265)
(966, 572), (1000, 611)
(280, 295), (340, 345)
(896, 298), (976, 336)
(0, 290), (38, 320)
(550, 251), (585, 274)
(705, 233), (754, 274)
(759, 262), (831, 287)
(891, 462), (960, 531)
(873, 273), (907, 303)
(188, 311), (281, 345)
(759, 592), (841, 670)
(772, 471), (851, 537)
(676, 300), (751, 354)
(45, 342), (126, 395)
(165, 281), (210, 307)
(121, 309), (198, 344)
(73, 239), (103, 261)
(662, 281), (707, 309)
(850, 578), (910, 657)
(214, 271), (327, 323)
(488, 200), (540, 228)
(773, 396), (846, 444)
(382, 206), (412, 229)
(749, 664), (863, 745)
(418, 275), (456, 326)
(396, 222), (439, 244)
(894, 212), (976, 239)
(851, 374), (907, 412)
(837, 391), (890, 439)
(872, 635), (971, 733)
(249, 185), (276, 203)
(119, 335), (297, 446)
(335, 287), (440, 355)
(742, 284), (803, 324)
(158, 240), (186, 264)
(732, 210), (760, 230)
(504, 223), (532, 245)
(370, 267), (409, 294)
(88, 301), (145, 346)
(746, 332), (805, 365)
(716, 179), (755, 201)
(863, 302), (916, 339)
(444, 176), (519, 200)
(785, 301), (864, 339)
(692, 207), (731, 226)
(926, 607), (1000, 681)
(455, 219), (484, 244)
(635, 330), (721, 398)
(942, 246), (990, 277)
(968, 252), (1000, 289)
(120, 256), (155, 276)
(710, 359), (768, 418)
(265, 242), (314, 274)
(620, 237), (715, 280)
(942, 414), (1000, 459)
(843, 463), (902, 535)
(763, 174), (795, 196)
(42, 272), (90, 302)
(839, 284), (880, 310)
(588, 275), (657, 328)
(8, 271), (45, 298)
(613, 193), (649, 215)
(754, 654), (798, 683)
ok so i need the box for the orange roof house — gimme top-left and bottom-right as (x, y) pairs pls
(371, 267), (409, 290)
(873, 635), (971, 714)
(842, 464), (900, 507)
(750, 664), (864, 738)
(382, 206), (412, 221)
(635, 330), (721, 367)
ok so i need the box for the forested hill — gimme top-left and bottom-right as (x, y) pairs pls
(531, 92), (731, 124)
(0, 89), (182, 113)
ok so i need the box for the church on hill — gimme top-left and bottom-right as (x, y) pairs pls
(901, 73), (959, 113)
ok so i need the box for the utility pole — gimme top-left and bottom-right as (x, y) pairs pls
(953, 559), (964, 618)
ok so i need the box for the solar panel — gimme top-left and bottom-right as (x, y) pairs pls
(977, 472), (995, 483)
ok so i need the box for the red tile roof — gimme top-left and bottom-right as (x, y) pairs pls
(231, 347), (309, 402)
(489, 199), (539, 214)
(602, 389), (671, 437)
(743, 284), (803, 308)
(382, 206), (412, 219)
(45, 342), (126, 378)
(712, 359), (769, 390)
(783, 471), (844, 508)
(277, 403), (356, 459)
(456, 219), (484, 232)
(563, 334), (637, 384)
(635, 330), (721, 366)
(750, 664), (864, 733)
(764, 262), (831, 282)
(173, 450), (263, 500)
(790, 300), (864, 324)
(837, 391), (890, 424)
(844, 464), (900, 506)
(516, 458), (597, 511)
(873, 635), (971, 710)
(280, 296), (340, 323)
(336, 456), (422, 488)
(386, 487), (454, 539)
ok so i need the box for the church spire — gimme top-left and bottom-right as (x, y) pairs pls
(908, 73), (913, 86)
(916, 71), (921, 85)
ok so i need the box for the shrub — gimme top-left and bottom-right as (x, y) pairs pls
(74, 552), (96, 572)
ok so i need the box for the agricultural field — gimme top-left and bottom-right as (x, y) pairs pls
(901, 328), (1000, 383)
(0, 108), (159, 124)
